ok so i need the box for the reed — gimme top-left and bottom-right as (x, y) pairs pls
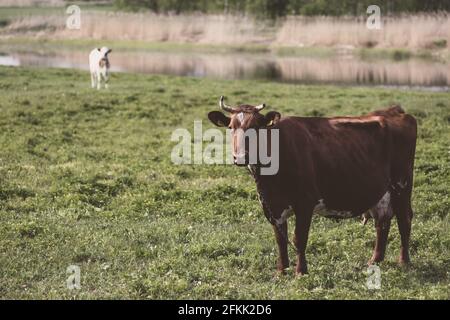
(3, 11), (449, 50)
(276, 14), (450, 49)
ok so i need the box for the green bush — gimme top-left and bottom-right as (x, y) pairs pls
(432, 39), (447, 49)
(0, 18), (10, 28)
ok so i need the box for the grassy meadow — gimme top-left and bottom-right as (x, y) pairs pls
(0, 66), (448, 299)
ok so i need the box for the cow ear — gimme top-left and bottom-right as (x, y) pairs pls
(265, 111), (281, 127)
(208, 111), (230, 127)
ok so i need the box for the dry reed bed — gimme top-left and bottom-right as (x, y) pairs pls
(0, 0), (63, 6)
(277, 15), (450, 49)
(3, 12), (450, 50)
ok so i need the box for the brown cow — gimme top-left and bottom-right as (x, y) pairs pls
(208, 96), (417, 275)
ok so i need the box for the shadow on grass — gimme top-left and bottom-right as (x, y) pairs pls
(408, 261), (449, 285)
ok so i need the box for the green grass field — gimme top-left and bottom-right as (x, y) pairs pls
(0, 66), (448, 299)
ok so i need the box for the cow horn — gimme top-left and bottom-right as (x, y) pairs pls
(219, 96), (235, 113)
(255, 103), (266, 111)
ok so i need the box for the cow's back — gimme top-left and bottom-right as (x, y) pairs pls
(273, 106), (416, 213)
(274, 116), (389, 212)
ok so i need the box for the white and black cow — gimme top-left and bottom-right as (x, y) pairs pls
(89, 47), (111, 89)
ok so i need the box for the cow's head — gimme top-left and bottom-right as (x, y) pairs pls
(97, 47), (112, 58)
(97, 47), (112, 68)
(208, 96), (281, 166)
(98, 47), (112, 58)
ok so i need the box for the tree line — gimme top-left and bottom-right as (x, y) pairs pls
(113, 0), (450, 18)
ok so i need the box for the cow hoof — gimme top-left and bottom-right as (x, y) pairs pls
(398, 257), (411, 267)
(274, 269), (288, 277)
(295, 266), (308, 276)
(367, 259), (383, 266)
(368, 254), (384, 266)
(276, 264), (290, 273)
(367, 259), (381, 266)
(277, 260), (289, 273)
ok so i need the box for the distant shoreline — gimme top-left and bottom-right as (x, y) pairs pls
(0, 37), (448, 64)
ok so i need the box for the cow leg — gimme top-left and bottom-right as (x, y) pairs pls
(397, 206), (412, 265)
(395, 200), (413, 265)
(96, 72), (102, 90)
(392, 178), (414, 265)
(104, 75), (109, 89)
(369, 217), (391, 264)
(367, 191), (393, 265)
(293, 205), (313, 275)
(273, 222), (289, 273)
(91, 73), (96, 88)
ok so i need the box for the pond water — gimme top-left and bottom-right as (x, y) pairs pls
(1, 49), (449, 90)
